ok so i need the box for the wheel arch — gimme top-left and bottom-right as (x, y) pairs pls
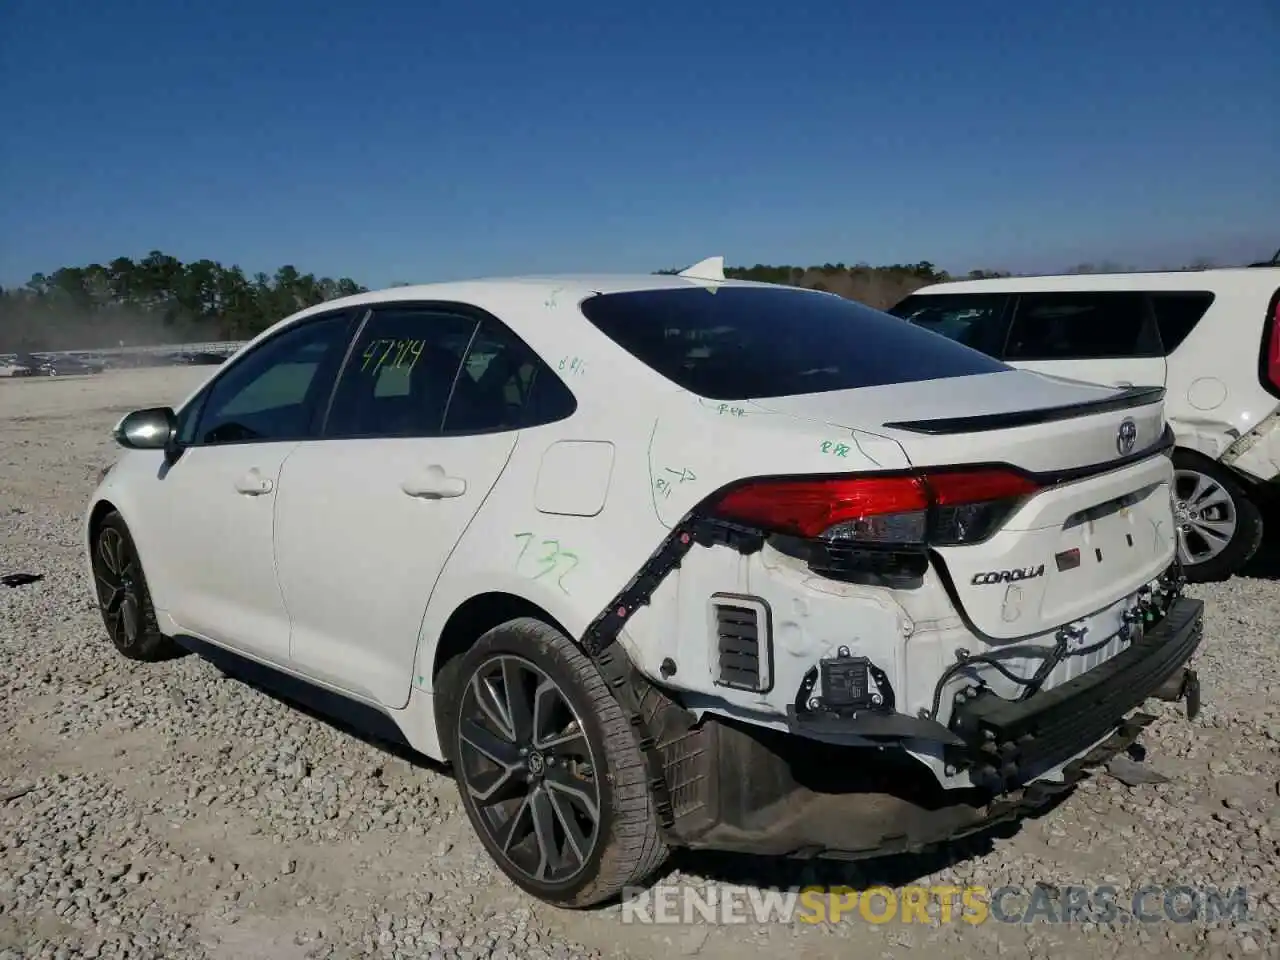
(88, 497), (120, 544)
(1172, 443), (1263, 491)
(430, 590), (573, 685)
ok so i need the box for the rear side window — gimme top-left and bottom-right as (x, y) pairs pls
(1005, 291), (1160, 360)
(1149, 291), (1215, 354)
(443, 319), (577, 433)
(324, 306), (478, 438)
(579, 286), (1007, 400)
(887, 293), (1013, 359)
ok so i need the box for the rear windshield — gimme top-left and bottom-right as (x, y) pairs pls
(578, 286), (1008, 400)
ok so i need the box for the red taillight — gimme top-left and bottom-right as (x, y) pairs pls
(1265, 293), (1280, 393)
(713, 476), (928, 540)
(710, 468), (1038, 546)
(926, 469), (1041, 505)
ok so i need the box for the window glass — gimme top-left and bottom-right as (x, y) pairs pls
(578, 286), (1007, 401)
(1149, 291), (1215, 354)
(443, 319), (577, 433)
(888, 293), (1013, 358)
(325, 307), (478, 437)
(193, 314), (350, 445)
(1005, 292), (1160, 360)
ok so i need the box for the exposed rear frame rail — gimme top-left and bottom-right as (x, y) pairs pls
(579, 516), (764, 830)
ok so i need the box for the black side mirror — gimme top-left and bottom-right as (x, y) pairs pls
(114, 407), (178, 452)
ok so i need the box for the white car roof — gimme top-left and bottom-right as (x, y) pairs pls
(275, 271), (796, 331)
(215, 270), (808, 411)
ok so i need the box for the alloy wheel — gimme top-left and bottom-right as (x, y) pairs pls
(455, 655), (601, 886)
(93, 527), (142, 648)
(1172, 468), (1238, 567)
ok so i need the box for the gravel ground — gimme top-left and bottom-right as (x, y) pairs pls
(1, 368), (1278, 960)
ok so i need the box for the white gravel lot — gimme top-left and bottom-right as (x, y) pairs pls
(1, 367), (1277, 960)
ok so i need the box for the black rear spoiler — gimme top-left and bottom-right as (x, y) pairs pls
(882, 385), (1165, 435)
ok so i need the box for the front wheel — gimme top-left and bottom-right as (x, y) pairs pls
(439, 617), (668, 907)
(1171, 451), (1264, 582)
(91, 512), (177, 661)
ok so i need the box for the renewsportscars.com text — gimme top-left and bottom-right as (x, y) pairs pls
(619, 883), (1252, 926)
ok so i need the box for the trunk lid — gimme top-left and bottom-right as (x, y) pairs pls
(752, 371), (1176, 639)
(752, 370), (1165, 475)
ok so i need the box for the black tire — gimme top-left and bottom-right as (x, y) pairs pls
(1171, 450), (1264, 583)
(437, 617), (668, 907)
(91, 511), (176, 661)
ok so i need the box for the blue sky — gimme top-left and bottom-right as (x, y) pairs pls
(1, 0), (1276, 288)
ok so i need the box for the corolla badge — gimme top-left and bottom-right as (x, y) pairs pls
(1116, 417), (1138, 456)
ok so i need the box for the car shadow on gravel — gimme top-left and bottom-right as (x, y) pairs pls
(173, 634), (449, 775)
(172, 633), (1087, 900)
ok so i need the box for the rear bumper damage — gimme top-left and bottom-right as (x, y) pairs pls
(653, 595), (1204, 859)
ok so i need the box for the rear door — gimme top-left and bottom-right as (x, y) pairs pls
(274, 303), (558, 708)
(1003, 290), (1167, 389)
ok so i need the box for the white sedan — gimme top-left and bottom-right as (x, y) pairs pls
(85, 258), (1204, 907)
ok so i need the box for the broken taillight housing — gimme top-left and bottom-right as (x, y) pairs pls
(710, 468), (1040, 548)
(1262, 289), (1280, 396)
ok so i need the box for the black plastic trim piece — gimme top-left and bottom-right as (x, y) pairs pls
(710, 593), (775, 694)
(578, 516), (760, 831)
(883, 384), (1165, 435)
(783, 706), (964, 746)
(949, 597), (1203, 792)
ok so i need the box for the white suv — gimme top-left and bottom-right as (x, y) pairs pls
(891, 266), (1280, 582)
(85, 262), (1203, 907)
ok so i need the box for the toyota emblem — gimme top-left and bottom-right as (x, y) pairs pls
(1116, 417), (1138, 456)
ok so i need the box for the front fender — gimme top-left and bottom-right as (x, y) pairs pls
(83, 450), (177, 613)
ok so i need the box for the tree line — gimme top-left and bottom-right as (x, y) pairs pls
(0, 253), (366, 352)
(0, 250), (1225, 352)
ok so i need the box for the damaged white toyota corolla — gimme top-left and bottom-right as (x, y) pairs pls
(85, 257), (1203, 907)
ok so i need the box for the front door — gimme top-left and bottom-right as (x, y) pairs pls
(152, 312), (354, 664)
(275, 304), (537, 708)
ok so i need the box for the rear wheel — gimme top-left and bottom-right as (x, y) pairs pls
(438, 617), (668, 907)
(91, 512), (176, 661)
(1171, 451), (1263, 582)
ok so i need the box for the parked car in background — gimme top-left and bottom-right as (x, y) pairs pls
(175, 351), (227, 366)
(891, 266), (1280, 582)
(86, 260), (1201, 907)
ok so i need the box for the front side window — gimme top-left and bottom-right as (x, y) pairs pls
(324, 307), (478, 438)
(1005, 291), (1160, 360)
(192, 313), (352, 445)
(888, 293), (1013, 358)
(579, 286), (1007, 401)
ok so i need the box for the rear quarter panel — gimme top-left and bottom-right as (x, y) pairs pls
(415, 388), (910, 703)
(1163, 275), (1280, 478)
